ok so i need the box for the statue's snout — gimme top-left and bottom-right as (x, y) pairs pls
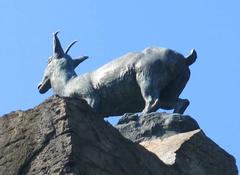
(37, 83), (42, 90)
(37, 79), (51, 94)
(38, 83), (45, 94)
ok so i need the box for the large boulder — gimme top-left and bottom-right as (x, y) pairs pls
(0, 96), (175, 175)
(0, 96), (238, 175)
(116, 113), (238, 175)
(116, 112), (200, 142)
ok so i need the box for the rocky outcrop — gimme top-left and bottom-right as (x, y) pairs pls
(116, 113), (238, 175)
(0, 96), (238, 175)
(0, 96), (175, 175)
(116, 112), (200, 142)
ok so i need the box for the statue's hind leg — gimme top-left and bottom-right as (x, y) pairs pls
(158, 98), (189, 114)
(136, 73), (162, 114)
(142, 95), (160, 113)
(173, 99), (189, 114)
(160, 69), (190, 114)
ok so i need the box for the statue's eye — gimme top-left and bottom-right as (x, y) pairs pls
(48, 57), (53, 64)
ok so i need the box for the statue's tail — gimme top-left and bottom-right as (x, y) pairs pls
(185, 49), (197, 66)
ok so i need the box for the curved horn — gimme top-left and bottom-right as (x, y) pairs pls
(53, 31), (64, 58)
(65, 40), (77, 54)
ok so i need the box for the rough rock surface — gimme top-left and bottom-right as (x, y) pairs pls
(0, 96), (238, 175)
(116, 113), (238, 175)
(0, 96), (176, 175)
(116, 112), (200, 142)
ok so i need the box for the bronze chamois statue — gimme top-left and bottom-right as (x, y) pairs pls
(38, 32), (197, 117)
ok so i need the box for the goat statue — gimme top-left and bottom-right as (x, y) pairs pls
(38, 32), (197, 117)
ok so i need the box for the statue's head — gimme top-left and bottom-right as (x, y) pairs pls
(38, 32), (88, 94)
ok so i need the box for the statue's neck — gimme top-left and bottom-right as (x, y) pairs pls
(51, 69), (77, 96)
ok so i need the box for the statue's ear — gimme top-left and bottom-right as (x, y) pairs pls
(73, 56), (89, 69)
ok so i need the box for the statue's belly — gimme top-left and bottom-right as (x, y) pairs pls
(97, 76), (145, 116)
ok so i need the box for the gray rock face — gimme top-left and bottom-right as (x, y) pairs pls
(0, 96), (238, 175)
(116, 113), (238, 175)
(0, 96), (175, 175)
(116, 112), (200, 142)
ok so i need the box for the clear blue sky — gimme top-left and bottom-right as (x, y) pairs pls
(0, 0), (239, 169)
